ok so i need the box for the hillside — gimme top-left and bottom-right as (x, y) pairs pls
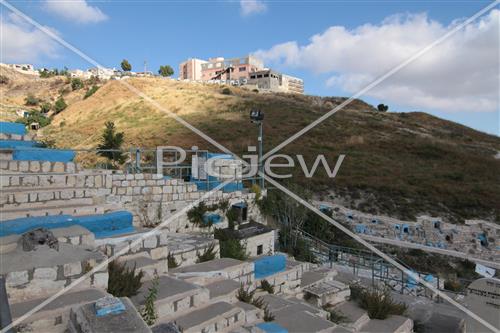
(2, 72), (500, 223)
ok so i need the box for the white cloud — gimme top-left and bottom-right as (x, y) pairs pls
(1, 13), (60, 63)
(254, 10), (499, 113)
(44, 0), (108, 24)
(240, 0), (267, 16)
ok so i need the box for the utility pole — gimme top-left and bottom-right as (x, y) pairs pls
(249, 109), (265, 189)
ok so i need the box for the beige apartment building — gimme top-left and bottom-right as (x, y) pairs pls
(178, 58), (207, 81)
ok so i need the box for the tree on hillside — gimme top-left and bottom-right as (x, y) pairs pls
(97, 121), (127, 165)
(377, 104), (389, 112)
(40, 102), (52, 113)
(71, 78), (84, 91)
(25, 94), (39, 106)
(158, 65), (174, 77)
(121, 59), (132, 72)
(54, 97), (67, 114)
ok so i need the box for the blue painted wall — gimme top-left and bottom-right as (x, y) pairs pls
(0, 211), (134, 239)
(254, 254), (286, 279)
(0, 122), (26, 135)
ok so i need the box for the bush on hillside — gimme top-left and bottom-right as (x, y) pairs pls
(53, 97), (67, 114)
(71, 78), (84, 90)
(25, 94), (39, 106)
(40, 102), (51, 113)
(0, 75), (9, 84)
(84, 85), (99, 99)
(221, 87), (232, 95)
(107, 261), (144, 297)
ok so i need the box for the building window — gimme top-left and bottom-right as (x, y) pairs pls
(239, 67), (246, 72)
(257, 75), (263, 78)
(264, 74), (269, 77)
(257, 245), (263, 255)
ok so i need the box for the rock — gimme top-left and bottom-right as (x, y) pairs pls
(20, 228), (59, 252)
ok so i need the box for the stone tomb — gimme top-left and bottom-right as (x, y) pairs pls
(464, 277), (500, 332)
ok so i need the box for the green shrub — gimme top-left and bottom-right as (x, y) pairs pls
(141, 276), (159, 326)
(356, 287), (407, 320)
(260, 279), (274, 294)
(71, 78), (84, 90)
(187, 202), (221, 228)
(107, 261), (144, 297)
(444, 279), (464, 292)
(221, 87), (232, 95)
(15, 110), (51, 128)
(263, 305), (275, 322)
(84, 85), (99, 99)
(196, 243), (217, 263)
(252, 296), (265, 309)
(40, 102), (51, 113)
(25, 94), (39, 106)
(250, 184), (262, 201)
(219, 238), (248, 261)
(236, 284), (255, 303)
(167, 253), (179, 269)
(53, 97), (67, 114)
(327, 309), (349, 324)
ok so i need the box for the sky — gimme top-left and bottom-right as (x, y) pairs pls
(1, 0), (499, 136)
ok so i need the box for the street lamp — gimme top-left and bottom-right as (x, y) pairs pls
(250, 109), (264, 189)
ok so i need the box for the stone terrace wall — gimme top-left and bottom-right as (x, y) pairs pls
(107, 173), (261, 230)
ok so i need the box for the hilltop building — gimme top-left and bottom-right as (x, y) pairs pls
(248, 69), (304, 94)
(178, 58), (208, 81)
(178, 55), (304, 94)
(1, 63), (39, 76)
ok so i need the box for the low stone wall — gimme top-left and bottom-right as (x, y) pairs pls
(0, 160), (80, 174)
(259, 260), (310, 295)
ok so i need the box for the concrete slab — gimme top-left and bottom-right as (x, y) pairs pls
(273, 308), (335, 333)
(174, 301), (244, 333)
(132, 275), (201, 306)
(0, 243), (104, 274)
(333, 301), (369, 331)
(68, 297), (151, 333)
(206, 279), (241, 301)
(171, 258), (244, 273)
(360, 315), (413, 333)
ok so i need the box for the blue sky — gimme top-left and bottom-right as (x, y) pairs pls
(2, 0), (499, 135)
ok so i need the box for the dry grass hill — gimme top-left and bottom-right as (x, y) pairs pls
(1, 68), (499, 223)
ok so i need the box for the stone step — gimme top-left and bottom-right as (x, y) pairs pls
(131, 275), (209, 320)
(0, 203), (119, 221)
(118, 254), (168, 280)
(0, 187), (108, 206)
(0, 225), (95, 255)
(0, 172), (111, 189)
(1, 242), (108, 302)
(170, 258), (254, 286)
(331, 301), (370, 332)
(9, 288), (107, 333)
(0, 159), (81, 173)
(206, 279), (241, 304)
(171, 301), (246, 333)
(360, 315), (413, 333)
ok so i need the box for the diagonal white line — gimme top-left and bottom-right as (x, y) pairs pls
(1, 1), (497, 331)
(262, 0), (500, 160)
(260, 173), (500, 333)
(1, 178), (234, 333)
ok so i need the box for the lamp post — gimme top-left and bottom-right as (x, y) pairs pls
(250, 109), (264, 189)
